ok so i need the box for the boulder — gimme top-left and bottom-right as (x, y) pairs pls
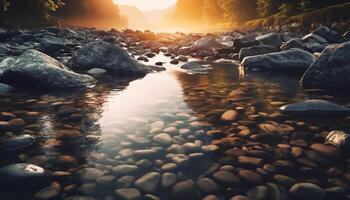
(312, 26), (346, 44)
(301, 41), (350, 89)
(280, 38), (306, 51)
(280, 100), (350, 115)
(0, 50), (96, 88)
(239, 45), (277, 60)
(38, 35), (69, 53)
(233, 36), (259, 50)
(256, 33), (283, 48)
(190, 37), (229, 52)
(181, 61), (212, 73)
(241, 49), (315, 73)
(70, 41), (163, 75)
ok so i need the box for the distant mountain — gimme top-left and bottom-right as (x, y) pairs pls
(118, 4), (149, 30)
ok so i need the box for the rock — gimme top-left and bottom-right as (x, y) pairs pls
(116, 176), (135, 188)
(0, 57), (15, 74)
(220, 110), (238, 122)
(190, 37), (229, 51)
(212, 170), (240, 185)
(133, 150), (159, 160)
(242, 49), (315, 73)
(238, 170), (263, 185)
(170, 59), (179, 64)
(0, 134), (36, 151)
(267, 182), (289, 200)
(79, 168), (104, 181)
(246, 185), (269, 200)
(280, 100), (350, 115)
(181, 61), (212, 73)
(281, 38), (306, 51)
(87, 68), (107, 75)
(312, 26), (346, 44)
(171, 180), (199, 200)
(39, 35), (68, 53)
(70, 41), (163, 75)
(134, 172), (161, 193)
(325, 130), (350, 149)
(64, 196), (96, 200)
(289, 183), (326, 200)
(231, 195), (250, 200)
(233, 36), (259, 50)
(0, 50), (96, 88)
(153, 133), (172, 146)
(310, 143), (342, 159)
(203, 195), (219, 200)
(237, 156), (264, 168)
(196, 177), (219, 194)
(0, 163), (48, 187)
(256, 33), (283, 48)
(239, 45), (277, 60)
(161, 172), (177, 188)
(301, 41), (350, 89)
(35, 186), (60, 200)
(171, 154), (190, 168)
(115, 188), (142, 200)
(112, 165), (139, 176)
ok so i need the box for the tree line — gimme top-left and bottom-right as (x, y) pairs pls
(168, 0), (350, 27)
(0, 0), (128, 28)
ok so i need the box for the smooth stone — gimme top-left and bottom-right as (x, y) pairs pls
(87, 68), (107, 75)
(171, 154), (190, 167)
(171, 180), (199, 200)
(220, 110), (238, 122)
(196, 177), (219, 194)
(35, 186), (60, 200)
(161, 172), (177, 188)
(133, 150), (159, 159)
(116, 176), (136, 188)
(289, 183), (326, 200)
(115, 188), (142, 200)
(134, 172), (161, 193)
(153, 133), (172, 146)
(0, 134), (36, 151)
(310, 143), (342, 159)
(79, 168), (104, 182)
(237, 156), (264, 168)
(238, 170), (263, 185)
(212, 170), (240, 185)
(112, 165), (139, 176)
(280, 100), (350, 115)
(246, 185), (269, 200)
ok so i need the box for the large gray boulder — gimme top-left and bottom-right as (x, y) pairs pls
(0, 50), (96, 88)
(70, 41), (163, 76)
(301, 41), (350, 89)
(256, 33), (283, 48)
(239, 45), (277, 60)
(38, 35), (69, 53)
(241, 49), (315, 73)
(280, 38), (306, 51)
(312, 26), (346, 44)
(233, 36), (259, 50)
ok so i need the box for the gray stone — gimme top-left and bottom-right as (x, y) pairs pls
(112, 165), (139, 176)
(0, 134), (36, 151)
(239, 45), (277, 60)
(115, 188), (142, 200)
(171, 180), (199, 200)
(38, 35), (68, 53)
(212, 170), (240, 185)
(242, 49), (315, 73)
(246, 185), (269, 200)
(161, 172), (177, 188)
(281, 38), (306, 51)
(312, 26), (346, 44)
(196, 177), (219, 194)
(301, 41), (350, 89)
(289, 183), (326, 200)
(256, 33), (283, 48)
(0, 50), (96, 88)
(280, 100), (350, 115)
(153, 133), (172, 146)
(134, 172), (161, 193)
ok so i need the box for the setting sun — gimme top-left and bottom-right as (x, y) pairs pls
(114, 0), (176, 10)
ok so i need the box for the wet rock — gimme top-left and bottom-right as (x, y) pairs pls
(133, 149), (159, 160)
(310, 143), (342, 159)
(256, 33), (283, 48)
(190, 37), (229, 52)
(116, 176), (136, 188)
(325, 130), (350, 149)
(39, 35), (68, 53)
(239, 45), (277, 60)
(237, 156), (264, 168)
(267, 182), (289, 200)
(242, 49), (315, 73)
(161, 163), (178, 172)
(171, 154), (190, 167)
(153, 133), (172, 146)
(212, 170), (240, 185)
(87, 68), (107, 75)
(0, 163), (48, 187)
(231, 195), (250, 200)
(246, 185), (269, 200)
(171, 180), (199, 200)
(0, 50), (96, 88)
(170, 59), (179, 64)
(281, 38), (306, 51)
(161, 172), (177, 188)
(220, 110), (238, 122)
(289, 183), (326, 200)
(181, 61), (212, 73)
(238, 170), (263, 185)
(203, 195), (219, 200)
(70, 41), (163, 75)
(312, 26), (346, 44)
(112, 165), (139, 176)
(134, 172), (161, 193)
(196, 177), (219, 194)
(0, 134), (36, 151)
(35, 186), (60, 200)
(79, 168), (104, 182)
(233, 36), (259, 50)
(115, 188), (142, 200)
(280, 100), (350, 115)
(301, 41), (350, 89)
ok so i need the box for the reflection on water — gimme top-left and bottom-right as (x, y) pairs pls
(1, 55), (350, 199)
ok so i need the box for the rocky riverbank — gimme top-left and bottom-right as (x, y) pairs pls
(0, 25), (350, 200)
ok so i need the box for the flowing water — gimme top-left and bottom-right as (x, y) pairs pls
(1, 54), (350, 199)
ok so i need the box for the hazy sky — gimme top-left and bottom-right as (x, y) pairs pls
(114, 0), (176, 11)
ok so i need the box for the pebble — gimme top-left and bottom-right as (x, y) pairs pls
(161, 172), (177, 188)
(134, 172), (161, 193)
(171, 180), (199, 199)
(238, 170), (263, 185)
(153, 133), (172, 146)
(289, 183), (326, 200)
(220, 110), (238, 121)
(212, 170), (240, 185)
(115, 188), (142, 200)
(196, 177), (219, 194)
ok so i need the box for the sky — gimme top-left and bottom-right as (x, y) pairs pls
(114, 0), (177, 11)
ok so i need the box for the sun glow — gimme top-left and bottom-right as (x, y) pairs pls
(114, 0), (176, 11)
